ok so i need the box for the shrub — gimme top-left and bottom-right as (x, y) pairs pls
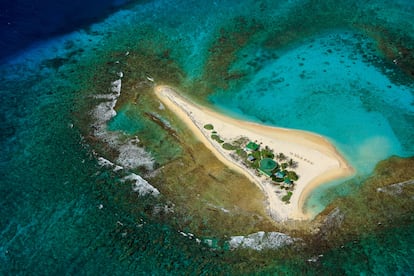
(287, 171), (299, 181)
(233, 137), (250, 147)
(282, 191), (293, 203)
(261, 149), (274, 159)
(222, 143), (237, 150)
(236, 148), (247, 158)
(204, 124), (214, 130)
(211, 134), (224, 143)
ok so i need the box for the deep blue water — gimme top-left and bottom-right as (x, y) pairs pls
(0, 0), (137, 62)
(1, 0), (414, 274)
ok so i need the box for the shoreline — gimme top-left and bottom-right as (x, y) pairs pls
(154, 85), (355, 221)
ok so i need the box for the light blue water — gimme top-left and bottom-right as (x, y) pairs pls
(209, 31), (414, 213)
(108, 105), (145, 134)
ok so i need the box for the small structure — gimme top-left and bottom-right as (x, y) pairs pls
(247, 155), (256, 162)
(259, 158), (278, 177)
(245, 141), (259, 152)
(284, 178), (292, 185)
(275, 171), (286, 178)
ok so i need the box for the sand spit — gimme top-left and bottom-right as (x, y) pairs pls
(154, 85), (354, 221)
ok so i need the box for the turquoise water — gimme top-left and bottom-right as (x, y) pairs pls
(210, 31), (413, 174)
(108, 105), (145, 134)
(1, 0), (414, 274)
(210, 30), (414, 214)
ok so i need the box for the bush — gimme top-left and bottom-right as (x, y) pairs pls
(261, 149), (274, 159)
(252, 151), (261, 159)
(222, 143), (237, 150)
(271, 176), (281, 183)
(287, 171), (299, 181)
(233, 137), (249, 147)
(282, 191), (293, 203)
(236, 148), (247, 158)
(204, 124), (214, 130)
(211, 134), (224, 143)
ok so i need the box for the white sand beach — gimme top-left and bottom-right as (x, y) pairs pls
(154, 85), (354, 221)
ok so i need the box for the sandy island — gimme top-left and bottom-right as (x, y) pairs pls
(154, 85), (354, 221)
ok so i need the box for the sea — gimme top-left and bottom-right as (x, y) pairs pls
(1, 0), (413, 274)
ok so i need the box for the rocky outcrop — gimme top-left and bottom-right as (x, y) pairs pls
(228, 231), (295, 250)
(316, 207), (345, 240)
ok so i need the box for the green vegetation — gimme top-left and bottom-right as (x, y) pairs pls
(204, 124), (214, 130)
(282, 191), (293, 203)
(272, 177), (284, 183)
(287, 171), (299, 181)
(288, 158), (297, 168)
(232, 137), (250, 147)
(204, 129), (300, 197)
(222, 143), (237, 150)
(276, 153), (286, 161)
(211, 134), (224, 143)
(236, 148), (247, 159)
(261, 147), (275, 159)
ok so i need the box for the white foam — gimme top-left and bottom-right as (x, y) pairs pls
(220, 207), (230, 213)
(111, 79), (122, 95)
(113, 165), (123, 172)
(97, 157), (123, 172)
(93, 102), (117, 126)
(117, 142), (154, 170)
(97, 157), (115, 167)
(228, 231), (295, 251)
(92, 77), (122, 139)
(91, 74), (155, 171)
(122, 173), (160, 197)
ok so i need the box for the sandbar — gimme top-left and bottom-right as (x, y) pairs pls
(154, 85), (354, 221)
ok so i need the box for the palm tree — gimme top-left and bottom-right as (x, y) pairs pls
(277, 153), (286, 161)
(288, 158), (296, 168)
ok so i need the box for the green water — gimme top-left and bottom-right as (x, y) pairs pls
(1, 0), (414, 274)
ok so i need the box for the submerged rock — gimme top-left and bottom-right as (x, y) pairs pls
(317, 207), (345, 240)
(377, 179), (414, 196)
(228, 231), (295, 250)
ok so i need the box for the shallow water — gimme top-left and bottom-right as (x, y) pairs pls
(210, 31), (413, 173)
(1, 0), (414, 274)
(209, 30), (414, 214)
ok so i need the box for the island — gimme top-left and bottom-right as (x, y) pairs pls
(154, 85), (354, 221)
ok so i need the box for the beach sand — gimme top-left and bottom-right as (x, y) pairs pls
(154, 85), (355, 221)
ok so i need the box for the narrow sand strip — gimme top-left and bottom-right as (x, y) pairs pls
(155, 85), (354, 221)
